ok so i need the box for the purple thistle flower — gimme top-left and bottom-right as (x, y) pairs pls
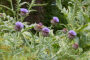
(20, 8), (28, 13)
(42, 27), (50, 33)
(42, 27), (50, 37)
(15, 22), (24, 31)
(69, 30), (77, 36)
(53, 17), (59, 23)
(68, 30), (77, 39)
(51, 17), (59, 25)
(72, 43), (79, 49)
(20, 8), (29, 15)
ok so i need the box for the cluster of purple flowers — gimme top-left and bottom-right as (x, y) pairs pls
(14, 10), (79, 49)
(14, 8), (28, 31)
(34, 16), (59, 36)
(34, 23), (50, 37)
(14, 12), (79, 49)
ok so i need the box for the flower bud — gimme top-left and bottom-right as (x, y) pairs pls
(34, 23), (43, 31)
(72, 43), (79, 49)
(62, 28), (68, 33)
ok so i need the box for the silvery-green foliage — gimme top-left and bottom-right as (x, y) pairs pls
(56, 0), (90, 59)
(0, 0), (45, 22)
(0, 0), (90, 60)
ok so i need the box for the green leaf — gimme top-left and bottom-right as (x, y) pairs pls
(20, 2), (28, 6)
(33, 3), (47, 6)
(56, 0), (62, 10)
(77, 24), (88, 32)
(0, 5), (14, 14)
